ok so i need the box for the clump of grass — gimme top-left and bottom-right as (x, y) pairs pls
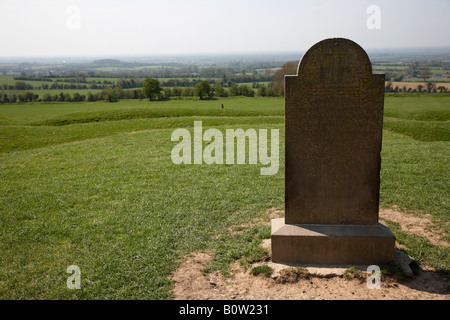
(276, 267), (310, 283)
(251, 265), (273, 278)
(343, 266), (365, 280)
(379, 263), (407, 281)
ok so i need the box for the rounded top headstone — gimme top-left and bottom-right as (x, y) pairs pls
(297, 38), (372, 85)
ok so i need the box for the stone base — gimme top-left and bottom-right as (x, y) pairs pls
(271, 218), (395, 265)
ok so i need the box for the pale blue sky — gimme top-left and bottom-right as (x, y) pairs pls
(0, 0), (449, 57)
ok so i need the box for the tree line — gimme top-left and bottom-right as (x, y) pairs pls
(0, 88), (145, 103)
(385, 81), (448, 93)
(0, 79), (279, 103)
(3, 77), (274, 92)
(5, 62), (446, 104)
(142, 79), (282, 101)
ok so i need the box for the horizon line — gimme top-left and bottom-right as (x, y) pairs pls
(1, 44), (450, 61)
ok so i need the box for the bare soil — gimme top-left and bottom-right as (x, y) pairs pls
(171, 208), (449, 300)
(379, 207), (448, 247)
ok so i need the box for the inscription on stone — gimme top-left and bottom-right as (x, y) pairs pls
(285, 38), (385, 225)
(271, 38), (395, 265)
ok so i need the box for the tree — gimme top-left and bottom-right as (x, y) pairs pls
(25, 91), (35, 102)
(407, 61), (419, 77)
(102, 88), (121, 102)
(426, 82), (435, 93)
(15, 81), (32, 91)
(228, 84), (240, 97)
(143, 78), (162, 101)
(239, 84), (254, 97)
(269, 61), (298, 96)
(87, 91), (95, 102)
(213, 85), (227, 97)
(172, 87), (183, 97)
(43, 93), (52, 102)
(195, 80), (212, 100)
(73, 92), (81, 102)
(385, 82), (393, 93)
(437, 86), (447, 93)
(162, 87), (172, 99)
(419, 67), (432, 81)
(181, 87), (194, 97)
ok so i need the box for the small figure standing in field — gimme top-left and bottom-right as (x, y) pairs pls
(221, 104), (224, 109)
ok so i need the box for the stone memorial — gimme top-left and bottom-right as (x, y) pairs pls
(271, 38), (396, 265)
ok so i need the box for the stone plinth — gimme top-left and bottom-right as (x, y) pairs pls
(271, 218), (395, 265)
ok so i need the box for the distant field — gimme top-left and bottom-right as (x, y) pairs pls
(0, 75), (121, 93)
(373, 65), (408, 71)
(403, 78), (450, 83)
(0, 96), (448, 299)
(0, 75), (263, 98)
(0, 75), (112, 84)
(387, 81), (450, 90)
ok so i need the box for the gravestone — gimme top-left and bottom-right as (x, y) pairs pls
(271, 38), (395, 265)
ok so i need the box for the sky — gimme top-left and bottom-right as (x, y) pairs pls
(0, 0), (449, 57)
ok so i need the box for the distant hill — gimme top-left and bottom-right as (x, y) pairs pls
(91, 59), (124, 66)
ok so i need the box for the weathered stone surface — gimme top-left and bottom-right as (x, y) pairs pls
(285, 38), (385, 225)
(272, 38), (395, 265)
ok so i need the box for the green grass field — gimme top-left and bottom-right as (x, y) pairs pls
(0, 95), (448, 299)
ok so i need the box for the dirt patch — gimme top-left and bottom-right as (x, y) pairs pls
(380, 207), (449, 247)
(171, 207), (449, 300)
(171, 250), (449, 300)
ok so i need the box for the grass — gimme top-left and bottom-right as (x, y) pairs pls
(0, 95), (448, 299)
(251, 265), (273, 278)
(0, 121), (284, 299)
(380, 130), (449, 225)
(0, 98), (282, 126)
(276, 267), (310, 283)
(208, 224), (273, 277)
(0, 98), (284, 154)
(344, 264), (408, 282)
(385, 221), (449, 274)
(384, 94), (450, 121)
(30, 107), (283, 127)
(343, 267), (364, 280)
(383, 117), (449, 142)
